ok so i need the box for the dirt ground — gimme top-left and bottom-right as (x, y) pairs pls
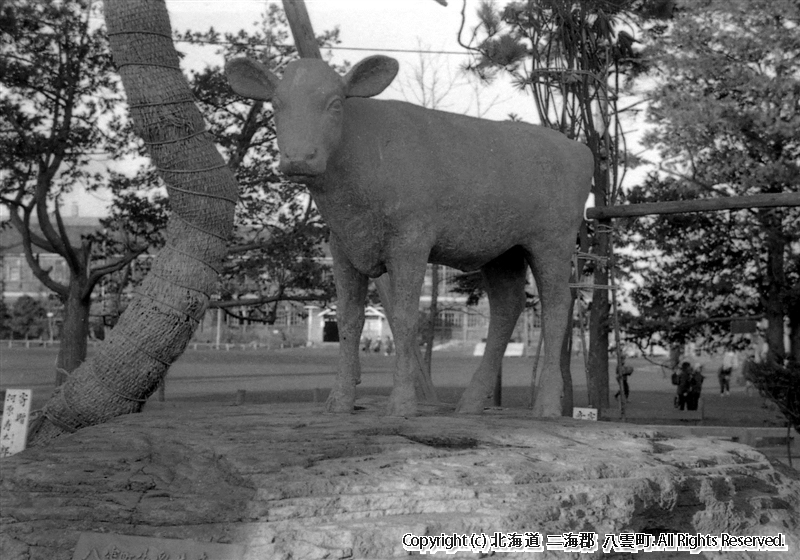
(3, 344), (794, 463)
(0, 344), (787, 425)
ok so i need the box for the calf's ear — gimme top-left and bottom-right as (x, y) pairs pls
(224, 57), (279, 101)
(343, 56), (399, 98)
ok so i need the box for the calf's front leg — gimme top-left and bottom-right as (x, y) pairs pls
(325, 237), (368, 413)
(385, 253), (428, 417)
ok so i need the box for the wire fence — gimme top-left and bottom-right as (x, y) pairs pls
(0, 339), (308, 351)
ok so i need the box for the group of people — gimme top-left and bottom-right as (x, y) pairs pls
(673, 361), (704, 411)
(672, 348), (750, 410)
(614, 348), (757, 411)
(360, 335), (394, 355)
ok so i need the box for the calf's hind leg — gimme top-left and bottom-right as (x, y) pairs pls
(456, 248), (527, 414)
(325, 237), (368, 413)
(525, 240), (574, 417)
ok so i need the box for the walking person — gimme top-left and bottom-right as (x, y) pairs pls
(739, 353), (757, 396)
(687, 365), (705, 411)
(614, 357), (634, 401)
(676, 361), (693, 410)
(718, 348), (738, 396)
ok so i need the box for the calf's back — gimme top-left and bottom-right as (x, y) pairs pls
(312, 98), (593, 272)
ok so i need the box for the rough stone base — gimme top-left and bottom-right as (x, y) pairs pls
(1, 398), (799, 559)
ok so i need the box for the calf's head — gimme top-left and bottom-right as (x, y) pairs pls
(225, 56), (399, 179)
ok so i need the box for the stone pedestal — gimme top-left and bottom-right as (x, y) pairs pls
(2, 399), (798, 559)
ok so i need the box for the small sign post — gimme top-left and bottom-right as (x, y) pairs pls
(1, 389), (32, 458)
(572, 407), (598, 421)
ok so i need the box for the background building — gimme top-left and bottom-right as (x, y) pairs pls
(1, 216), (100, 304)
(2, 216), (547, 352)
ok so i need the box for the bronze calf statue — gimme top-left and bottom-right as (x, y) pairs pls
(225, 55), (592, 417)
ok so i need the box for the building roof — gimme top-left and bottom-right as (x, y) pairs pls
(0, 216), (102, 255)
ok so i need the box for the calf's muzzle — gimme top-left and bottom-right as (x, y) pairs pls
(279, 145), (325, 178)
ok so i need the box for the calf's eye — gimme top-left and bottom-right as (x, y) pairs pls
(327, 98), (343, 113)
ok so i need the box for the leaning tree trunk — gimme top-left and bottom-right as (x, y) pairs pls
(29, 0), (237, 445)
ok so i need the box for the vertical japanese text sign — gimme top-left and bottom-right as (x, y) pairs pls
(1, 389), (32, 457)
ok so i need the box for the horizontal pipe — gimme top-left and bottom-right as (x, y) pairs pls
(586, 192), (800, 220)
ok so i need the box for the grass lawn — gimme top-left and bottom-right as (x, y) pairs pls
(0, 344), (788, 429)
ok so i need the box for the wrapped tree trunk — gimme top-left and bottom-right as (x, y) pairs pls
(29, 0), (237, 445)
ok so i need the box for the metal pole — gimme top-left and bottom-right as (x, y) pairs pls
(216, 307), (222, 350)
(608, 229), (626, 419)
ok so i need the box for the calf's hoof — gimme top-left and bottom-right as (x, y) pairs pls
(531, 402), (561, 417)
(385, 386), (417, 417)
(324, 391), (355, 413)
(531, 385), (563, 417)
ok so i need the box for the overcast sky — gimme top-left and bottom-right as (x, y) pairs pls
(54, 0), (536, 217)
(167, 0), (535, 121)
(47, 0), (650, 217)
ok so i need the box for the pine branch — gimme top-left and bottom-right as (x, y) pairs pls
(52, 198), (84, 273)
(86, 245), (148, 295)
(8, 206), (68, 298)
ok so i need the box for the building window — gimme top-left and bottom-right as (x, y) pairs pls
(275, 305), (288, 326)
(8, 260), (21, 282)
(467, 313), (487, 328)
(273, 304), (303, 327)
(436, 310), (462, 327)
(440, 266), (456, 293)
